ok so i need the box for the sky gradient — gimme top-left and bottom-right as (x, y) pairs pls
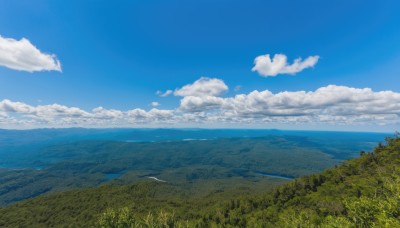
(0, 0), (400, 131)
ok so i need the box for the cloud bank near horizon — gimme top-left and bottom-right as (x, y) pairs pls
(252, 54), (319, 77)
(0, 35), (61, 72)
(1, 77), (399, 128)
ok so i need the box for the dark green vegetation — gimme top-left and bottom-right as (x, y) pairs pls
(0, 132), (398, 227)
(0, 136), (336, 206)
(0, 129), (387, 208)
(0, 129), (388, 208)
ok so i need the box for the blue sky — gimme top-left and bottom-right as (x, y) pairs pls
(0, 0), (400, 131)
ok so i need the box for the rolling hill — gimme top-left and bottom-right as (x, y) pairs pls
(0, 134), (399, 227)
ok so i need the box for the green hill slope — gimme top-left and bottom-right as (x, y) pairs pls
(0, 135), (399, 227)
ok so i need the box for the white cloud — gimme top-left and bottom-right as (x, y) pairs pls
(150, 102), (160, 107)
(177, 84), (400, 126)
(0, 99), (90, 118)
(1, 78), (400, 129)
(0, 111), (7, 118)
(174, 77), (228, 97)
(252, 54), (319, 77)
(0, 99), (35, 113)
(0, 35), (61, 72)
(156, 90), (173, 97)
(179, 96), (224, 112)
(92, 107), (124, 119)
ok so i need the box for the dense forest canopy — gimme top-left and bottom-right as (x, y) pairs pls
(1, 133), (399, 227)
(0, 129), (386, 207)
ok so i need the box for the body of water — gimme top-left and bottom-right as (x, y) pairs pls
(255, 171), (295, 180)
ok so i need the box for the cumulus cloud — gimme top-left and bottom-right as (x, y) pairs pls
(1, 78), (400, 128)
(0, 99), (90, 118)
(252, 54), (319, 77)
(0, 111), (7, 118)
(0, 99), (177, 127)
(92, 107), (124, 119)
(174, 77), (228, 97)
(156, 90), (173, 97)
(0, 35), (61, 72)
(177, 84), (400, 126)
(179, 96), (224, 112)
(150, 102), (160, 107)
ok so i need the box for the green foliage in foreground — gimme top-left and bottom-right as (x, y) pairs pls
(98, 208), (194, 228)
(97, 175), (400, 227)
(1, 135), (400, 227)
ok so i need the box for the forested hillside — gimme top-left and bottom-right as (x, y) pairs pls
(0, 135), (342, 206)
(0, 134), (399, 227)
